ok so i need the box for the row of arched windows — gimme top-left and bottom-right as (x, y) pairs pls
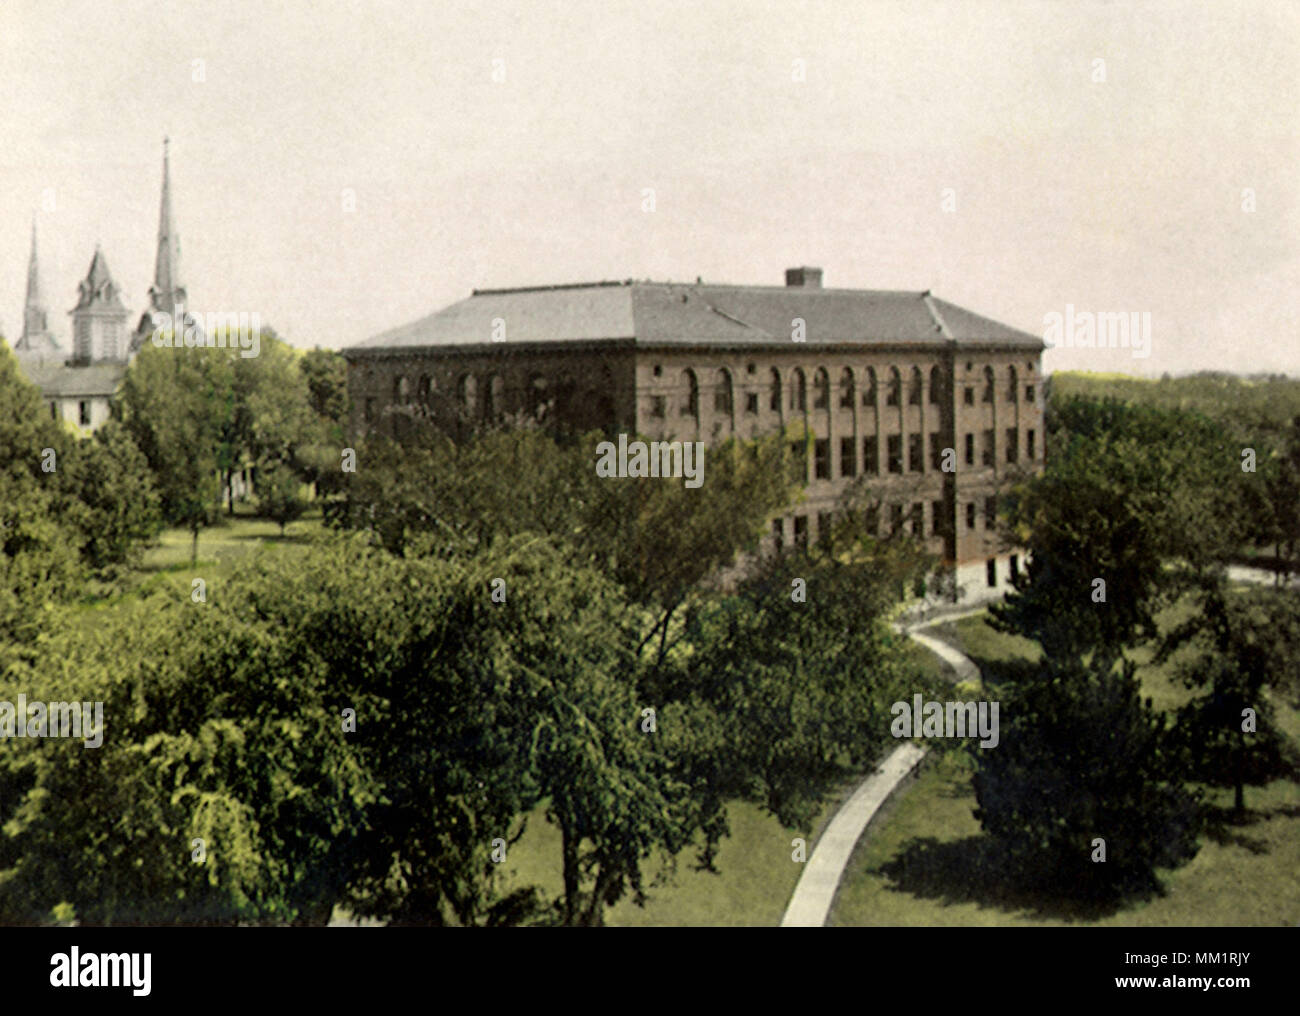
(669, 365), (946, 420)
(388, 370), (555, 420)
(667, 363), (1029, 421)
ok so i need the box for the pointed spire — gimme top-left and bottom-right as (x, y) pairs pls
(134, 136), (195, 351)
(17, 217), (56, 356)
(152, 136), (182, 302)
(25, 219), (42, 308)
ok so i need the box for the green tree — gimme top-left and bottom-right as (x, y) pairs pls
(1160, 586), (1300, 813)
(62, 419), (162, 571)
(665, 511), (941, 847)
(992, 396), (1244, 663)
(972, 655), (1202, 902)
(0, 347), (84, 640)
(253, 457), (307, 534)
(117, 344), (226, 561)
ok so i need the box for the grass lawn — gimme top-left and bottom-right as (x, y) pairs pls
(498, 783), (857, 926)
(139, 506), (326, 578)
(830, 606), (1300, 927)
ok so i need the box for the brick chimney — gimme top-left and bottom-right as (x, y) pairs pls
(785, 266), (823, 288)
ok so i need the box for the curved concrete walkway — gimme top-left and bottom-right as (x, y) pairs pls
(779, 611), (981, 927)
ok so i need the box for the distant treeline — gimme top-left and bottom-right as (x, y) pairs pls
(1051, 371), (1300, 439)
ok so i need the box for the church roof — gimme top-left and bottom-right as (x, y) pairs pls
(353, 278), (1043, 353)
(20, 361), (127, 398)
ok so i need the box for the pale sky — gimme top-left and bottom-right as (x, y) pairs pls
(1, 0), (1296, 375)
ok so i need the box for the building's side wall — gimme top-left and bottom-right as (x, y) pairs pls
(346, 340), (1043, 602)
(47, 394), (113, 434)
(347, 345), (637, 439)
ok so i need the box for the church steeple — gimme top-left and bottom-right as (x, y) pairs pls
(135, 137), (191, 349)
(71, 244), (129, 364)
(151, 136), (183, 306)
(16, 218), (58, 360)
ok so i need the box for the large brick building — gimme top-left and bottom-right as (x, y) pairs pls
(344, 267), (1045, 603)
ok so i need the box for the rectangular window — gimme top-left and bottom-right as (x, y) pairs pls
(964, 433), (974, 466)
(986, 558), (998, 587)
(745, 392), (759, 415)
(1027, 429), (1036, 460)
(818, 512), (834, 544)
(793, 515), (808, 549)
(1009, 554), (1020, 578)
(840, 436), (857, 477)
(910, 502), (924, 537)
(908, 434), (924, 473)
(985, 496), (997, 528)
(814, 439), (831, 480)
(1026, 384), (1035, 404)
(772, 518), (785, 553)
(1006, 427), (1018, 463)
(931, 499), (945, 536)
(887, 434), (903, 474)
(929, 432), (942, 471)
(864, 436), (879, 474)
(49, 402), (58, 420)
(966, 503), (976, 530)
(890, 503), (904, 535)
(963, 386), (974, 406)
(79, 401), (90, 426)
(651, 395), (666, 418)
(982, 429), (995, 467)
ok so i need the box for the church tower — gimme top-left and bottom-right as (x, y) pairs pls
(14, 220), (60, 362)
(69, 245), (130, 364)
(134, 137), (192, 349)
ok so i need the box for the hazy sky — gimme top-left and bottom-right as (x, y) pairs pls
(1, 0), (1296, 375)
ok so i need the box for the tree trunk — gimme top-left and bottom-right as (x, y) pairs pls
(1234, 729), (1246, 815)
(583, 864), (615, 927)
(559, 815), (580, 927)
(190, 525), (199, 565)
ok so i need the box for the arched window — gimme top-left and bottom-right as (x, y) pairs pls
(769, 367), (783, 411)
(790, 368), (807, 412)
(485, 373), (504, 419)
(885, 367), (901, 407)
(908, 367), (923, 406)
(417, 374), (432, 403)
(929, 366), (942, 405)
(812, 368), (830, 410)
(680, 369), (699, 418)
(864, 367), (878, 407)
(714, 368), (734, 414)
(394, 375), (410, 403)
(458, 373), (478, 413)
(1007, 365), (1019, 402)
(982, 366), (995, 403)
(529, 374), (551, 418)
(839, 368), (855, 408)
